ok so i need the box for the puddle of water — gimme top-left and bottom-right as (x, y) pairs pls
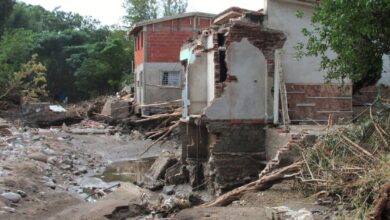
(96, 157), (156, 183)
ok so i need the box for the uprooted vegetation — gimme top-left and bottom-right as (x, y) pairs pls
(200, 105), (390, 219)
(298, 107), (390, 219)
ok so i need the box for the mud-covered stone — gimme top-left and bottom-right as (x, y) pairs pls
(143, 152), (178, 190)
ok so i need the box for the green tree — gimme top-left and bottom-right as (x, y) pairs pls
(296, 0), (390, 92)
(13, 54), (48, 102)
(0, 1), (132, 101)
(0, 0), (14, 36)
(0, 29), (38, 83)
(35, 29), (92, 101)
(74, 30), (133, 98)
(123, 0), (158, 25)
(162, 0), (187, 16)
(0, 54), (48, 103)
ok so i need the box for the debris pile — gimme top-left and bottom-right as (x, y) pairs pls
(22, 103), (83, 127)
(298, 107), (390, 219)
(198, 106), (390, 219)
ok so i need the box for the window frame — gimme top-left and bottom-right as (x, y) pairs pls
(160, 71), (181, 87)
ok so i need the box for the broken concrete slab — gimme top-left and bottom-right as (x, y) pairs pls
(22, 103), (82, 128)
(143, 152), (178, 190)
(265, 206), (314, 220)
(101, 97), (131, 120)
(165, 162), (189, 185)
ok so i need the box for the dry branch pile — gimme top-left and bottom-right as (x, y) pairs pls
(298, 107), (390, 219)
(134, 108), (182, 156)
(199, 106), (390, 219)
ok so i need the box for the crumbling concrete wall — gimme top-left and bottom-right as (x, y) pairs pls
(187, 53), (208, 114)
(205, 39), (268, 120)
(205, 121), (267, 194)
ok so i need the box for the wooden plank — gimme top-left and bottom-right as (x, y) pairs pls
(275, 50), (291, 128)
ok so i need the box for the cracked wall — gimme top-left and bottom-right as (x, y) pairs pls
(205, 38), (268, 120)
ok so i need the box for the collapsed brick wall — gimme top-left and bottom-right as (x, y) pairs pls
(213, 23), (286, 98)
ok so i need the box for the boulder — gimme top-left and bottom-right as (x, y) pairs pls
(143, 152), (178, 190)
(1, 192), (22, 203)
(101, 97), (131, 121)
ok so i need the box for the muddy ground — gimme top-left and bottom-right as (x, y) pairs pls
(0, 115), (336, 220)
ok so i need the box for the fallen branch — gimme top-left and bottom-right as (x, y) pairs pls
(139, 121), (180, 156)
(198, 161), (303, 207)
(368, 182), (390, 220)
(134, 112), (181, 124)
(341, 134), (376, 161)
(370, 107), (389, 149)
(84, 183), (121, 201)
(66, 128), (115, 135)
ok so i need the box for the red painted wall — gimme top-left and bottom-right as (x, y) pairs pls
(134, 32), (145, 68)
(133, 16), (212, 68)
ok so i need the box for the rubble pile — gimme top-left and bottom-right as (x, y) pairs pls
(0, 118), (112, 214)
(198, 106), (390, 219)
(298, 107), (390, 219)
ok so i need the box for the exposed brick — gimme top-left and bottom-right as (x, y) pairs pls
(286, 84), (353, 123)
(133, 15), (211, 64)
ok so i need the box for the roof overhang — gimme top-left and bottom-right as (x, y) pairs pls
(213, 7), (264, 25)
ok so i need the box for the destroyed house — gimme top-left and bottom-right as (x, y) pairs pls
(179, 7), (286, 194)
(130, 12), (215, 115)
(177, 3), (390, 194)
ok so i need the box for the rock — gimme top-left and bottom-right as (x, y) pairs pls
(1, 192), (22, 203)
(291, 209), (314, 220)
(16, 190), (27, 198)
(2, 206), (15, 213)
(101, 97), (131, 120)
(165, 162), (189, 185)
(162, 185), (175, 196)
(105, 204), (148, 219)
(44, 180), (56, 190)
(143, 152), (178, 191)
(28, 152), (48, 163)
(47, 156), (58, 164)
(265, 206), (314, 220)
(188, 194), (204, 206)
(43, 148), (56, 156)
(60, 164), (72, 171)
(130, 130), (144, 140)
(73, 166), (88, 176)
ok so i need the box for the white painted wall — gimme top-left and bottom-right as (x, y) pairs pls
(187, 53), (208, 114)
(206, 35), (215, 105)
(266, 0), (390, 86)
(142, 62), (183, 104)
(266, 1), (325, 84)
(205, 39), (268, 120)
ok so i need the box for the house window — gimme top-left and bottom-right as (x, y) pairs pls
(161, 71), (180, 87)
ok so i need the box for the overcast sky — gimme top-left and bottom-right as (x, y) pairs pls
(21, 0), (264, 26)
